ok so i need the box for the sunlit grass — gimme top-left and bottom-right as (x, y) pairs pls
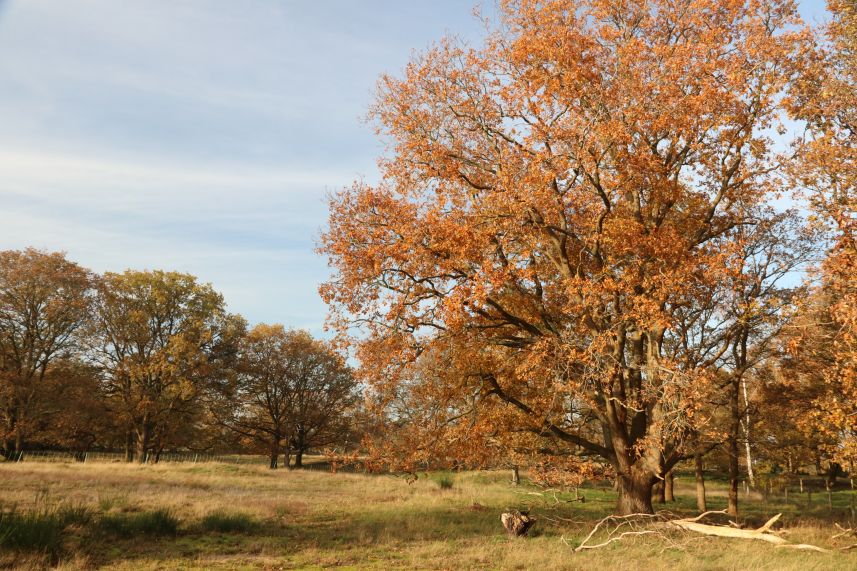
(0, 461), (854, 569)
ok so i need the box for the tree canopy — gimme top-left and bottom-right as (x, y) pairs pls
(321, 0), (813, 514)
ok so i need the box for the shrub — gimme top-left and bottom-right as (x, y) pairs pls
(97, 509), (178, 537)
(436, 476), (454, 490)
(200, 510), (258, 533)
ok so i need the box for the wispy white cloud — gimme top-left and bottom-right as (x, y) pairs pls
(0, 0), (825, 334)
(0, 147), (342, 331)
(0, 149), (355, 200)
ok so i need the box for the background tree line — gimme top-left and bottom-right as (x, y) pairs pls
(0, 249), (361, 467)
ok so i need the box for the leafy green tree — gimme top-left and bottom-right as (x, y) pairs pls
(89, 270), (244, 463)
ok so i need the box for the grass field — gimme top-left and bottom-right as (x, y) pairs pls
(1, 460), (856, 570)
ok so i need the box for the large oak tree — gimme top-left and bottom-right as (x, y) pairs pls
(321, 0), (809, 513)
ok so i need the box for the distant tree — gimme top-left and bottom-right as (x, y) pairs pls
(218, 325), (358, 469)
(0, 248), (93, 454)
(701, 215), (811, 516)
(32, 358), (118, 453)
(284, 333), (358, 468)
(218, 324), (297, 469)
(754, 350), (838, 478)
(89, 270), (243, 463)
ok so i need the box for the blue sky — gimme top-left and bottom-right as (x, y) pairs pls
(0, 0), (830, 334)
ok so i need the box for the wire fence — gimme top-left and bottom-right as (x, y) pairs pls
(0, 450), (333, 467)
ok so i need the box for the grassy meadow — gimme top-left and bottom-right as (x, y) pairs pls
(1, 460), (856, 570)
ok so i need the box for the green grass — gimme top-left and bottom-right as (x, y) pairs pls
(200, 510), (258, 533)
(55, 503), (93, 527)
(0, 501), (90, 562)
(0, 462), (855, 570)
(0, 507), (65, 559)
(97, 491), (130, 513)
(96, 509), (179, 538)
(434, 474), (454, 490)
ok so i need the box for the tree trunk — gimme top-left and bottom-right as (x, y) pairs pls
(284, 446), (292, 470)
(269, 434), (280, 469)
(828, 462), (841, 487)
(728, 438), (740, 517)
(511, 465), (520, 485)
(616, 474), (655, 515)
(665, 470), (675, 502)
(741, 378), (755, 488)
(728, 379), (740, 517)
(124, 430), (135, 462)
(501, 511), (534, 537)
(136, 422), (150, 464)
(14, 428), (22, 453)
(695, 453), (707, 512)
(292, 426), (306, 469)
(655, 480), (666, 504)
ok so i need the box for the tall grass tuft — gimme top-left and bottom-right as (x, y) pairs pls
(56, 503), (93, 527)
(0, 506), (69, 560)
(435, 475), (454, 490)
(97, 509), (179, 537)
(97, 492), (129, 513)
(200, 510), (258, 533)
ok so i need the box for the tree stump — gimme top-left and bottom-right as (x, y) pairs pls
(501, 510), (535, 537)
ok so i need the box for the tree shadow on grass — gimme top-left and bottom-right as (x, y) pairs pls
(74, 485), (857, 568)
(82, 503), (546, 567)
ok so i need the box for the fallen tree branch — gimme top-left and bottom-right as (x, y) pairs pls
(666, 513), (787, 545)
(575, 513), (662, 552)
(672, 509), (728, 524)
(756, 513), (782, 533)
(775, 544), (830, 553)
(571, 512), (829, 553)
(575, 530), (658, 551)
(833, 523), (855, 540)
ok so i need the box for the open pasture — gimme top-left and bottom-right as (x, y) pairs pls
(1, 461), (856, 570)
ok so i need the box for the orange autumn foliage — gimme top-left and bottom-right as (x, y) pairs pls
(321, 0), (811, 514)
(788, 0), (857, 464)
(0, 249), (94, 453)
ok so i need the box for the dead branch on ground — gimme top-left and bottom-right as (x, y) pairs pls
(571, 511), (831, 553)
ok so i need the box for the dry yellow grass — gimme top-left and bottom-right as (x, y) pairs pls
(0, 461), (855, 570)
